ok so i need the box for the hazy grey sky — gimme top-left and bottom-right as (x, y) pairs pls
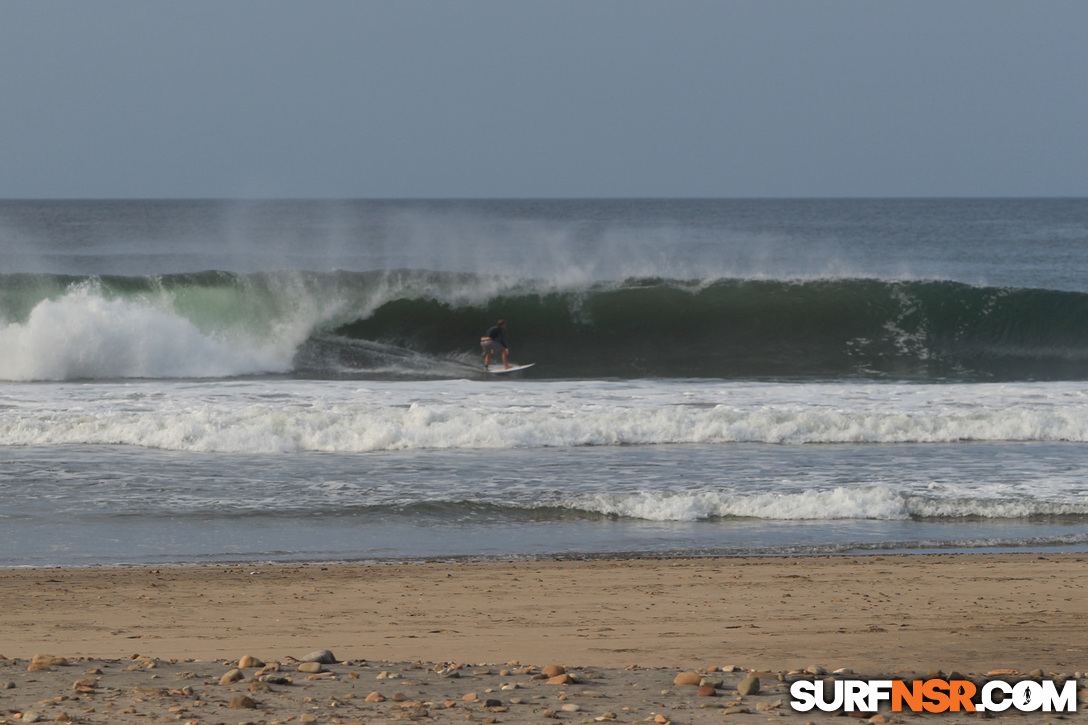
(2, 1), (1086, 199)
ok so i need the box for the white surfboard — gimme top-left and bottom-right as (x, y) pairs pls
(486, 363), (535, 375)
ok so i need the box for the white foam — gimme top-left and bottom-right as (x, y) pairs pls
(560, 487), (910, 521)
(554, 488), (1088, 522)
(5, 378), (1088, 455)
(0, 283), (299, 381)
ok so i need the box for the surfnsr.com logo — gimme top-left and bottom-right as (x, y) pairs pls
(790, 677), (1077, 714)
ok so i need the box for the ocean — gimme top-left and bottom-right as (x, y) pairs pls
(2, 198), (1087, 567)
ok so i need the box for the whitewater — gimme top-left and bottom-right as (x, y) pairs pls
(2, 198), (1087, 566)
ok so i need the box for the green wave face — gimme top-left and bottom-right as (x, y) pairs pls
(337, 277), (1088, 380)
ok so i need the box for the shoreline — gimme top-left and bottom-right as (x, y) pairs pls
(7, 541), (1088, 571)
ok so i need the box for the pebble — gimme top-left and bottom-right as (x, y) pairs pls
(220, 669), (245, 685)
(229, 695), (258, 709)
(561, 703), (581, 712)
(31, 654), (68, 668)
(673, 672), (702, 686)
(297, 662), (324, 674)
(238, 655), (264, 668)
(300, 649), (337, 664)
(542, 665), (566, 678)
(737, 675), (760, 696)
(72, 678), (97, 694)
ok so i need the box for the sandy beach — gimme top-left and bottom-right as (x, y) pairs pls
(2, 553), (1087, 723)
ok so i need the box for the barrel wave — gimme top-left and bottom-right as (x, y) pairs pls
(3, 270), (1088, 382)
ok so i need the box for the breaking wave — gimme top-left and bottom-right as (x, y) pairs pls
(4, 270), (1088, 381)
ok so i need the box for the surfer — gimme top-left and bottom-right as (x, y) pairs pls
(480, 319), (509, 370)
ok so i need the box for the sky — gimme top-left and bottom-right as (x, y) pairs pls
(2, 1), (1086, 199)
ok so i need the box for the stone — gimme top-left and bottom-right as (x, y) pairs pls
(365, 691), (385, 702)
(219, 669), (245, 685)
(653, 715), (668, 724)
(238, 655), (264, 668)
(737, 675), (760, 696)
(721, 706), (750, 715)
(560, 703), (581, 712)
(696, 685), (717, 697)
(547, 673), (575, 685)
(699, 677), (723, 689)
(130, 686), (169, 697)
(72, 679), (97, 695)
(31, 654), (68, 667)
(542, 665), (566, 678)
(249, 680), (272, 693)
(301, 649), (337, 664)
(673, 672), (702, 686)
(297, 662), (324, 674)
(229, 695), (258, 709)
